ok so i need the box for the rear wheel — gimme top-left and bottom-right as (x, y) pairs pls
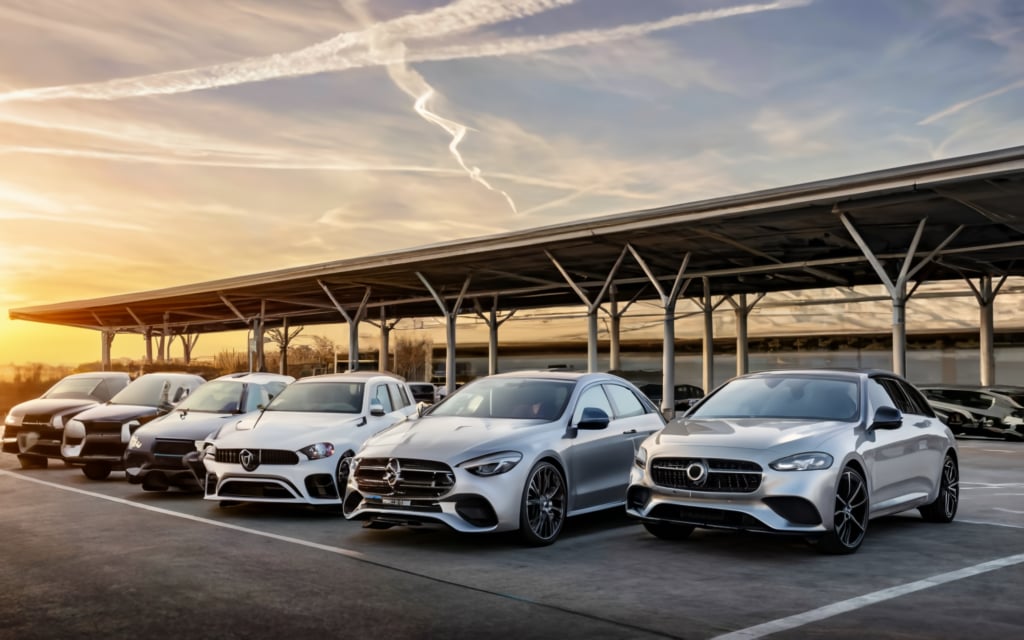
(642, 521), (695, 540)
(519, 461), (566, 546)
(17, 454), (48, 469)
(82, 462), (111, 481)
(817, 466), (868, 555)
(919, 454), (959, 523)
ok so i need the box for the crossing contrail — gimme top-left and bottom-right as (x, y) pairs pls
(0, 0), (810, 104)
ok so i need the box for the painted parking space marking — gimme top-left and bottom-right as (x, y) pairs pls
(712, 553), (1024, 640)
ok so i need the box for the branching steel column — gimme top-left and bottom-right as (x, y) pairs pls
(702, 279), (714, 392)
(474, 296), (516, 375)
(839, 212), (963, 376)
(372, 308), (402, 372)
(547, 247), (627, 373)
(628, 246), (691, 417)
(319, 282), (371, 371)
(417, 273), (471, 394)
(727, 292), (766, 376)
(966, 274), (1008, 385)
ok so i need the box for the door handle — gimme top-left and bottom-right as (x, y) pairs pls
(623, 429), (637, 434)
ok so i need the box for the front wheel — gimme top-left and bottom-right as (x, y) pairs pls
(519, 461), (566, 546)
(817, 466), (869, 555)
(919, 454), (959, 523)
(643, 521), (695, 541)
(82, 462), (111, 481)
(335, 451), (355, 496)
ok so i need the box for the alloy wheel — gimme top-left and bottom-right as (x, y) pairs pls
(522, 462), (566, 545)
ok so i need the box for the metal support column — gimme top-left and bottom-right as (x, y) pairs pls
(728, 292), (765, 376)
(966, 274), (1007, 385)
(473, 296), (516, 376)
(628, 246), (691, 418)
(100, 330), (113, 371)
(702, 279), (714, 393)
(417, 273), (471, 395)
(319, 282), (371, 372)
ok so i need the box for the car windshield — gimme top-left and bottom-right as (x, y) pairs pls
(265, 381), (364, 413)
(690, 376), (860, 421)
(110, 377), (177, 407)
(174, 380), (245, 413)
(42, 377), (103, 400)
(428, 378), (574, 421)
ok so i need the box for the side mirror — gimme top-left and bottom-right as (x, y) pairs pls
(871, 406), (903, 430)
(369, 400), (386, 417)
(577, 407), (611, 430)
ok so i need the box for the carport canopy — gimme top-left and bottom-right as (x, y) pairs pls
(10, 146), (1024, 398)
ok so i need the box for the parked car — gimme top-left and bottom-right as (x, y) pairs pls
(123, 372), (294, 491)
(408, 381), (438, 405)
(626, 369), (958, 554)
(343, 370), (665, 546)
(62, 372), (207, 480)
(2, 371), (131, 468)
(195, 371), (417, 507)
(637, 383), (705, 413)
(919, 385), (1024, 441)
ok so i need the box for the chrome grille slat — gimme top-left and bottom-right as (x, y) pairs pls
(354, 457), (455, 498)
(652, 457), (763, 493)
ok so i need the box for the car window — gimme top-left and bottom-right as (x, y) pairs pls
(867, 379), (897, 414)
(895, 380), (934, 416)
(266, 382), (363, 413)
(572, 385), (614, 424)
(874, 377), (916, 415)
(429, 378), (574, 420)
(604, 384), (646, 418)
(691, 376), (859, 421)
(396, 384), (412, 407)
(374, 384), (394, 412)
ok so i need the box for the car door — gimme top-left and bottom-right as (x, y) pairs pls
(860, 376), (939, 511)
(567, 383), (659, 511)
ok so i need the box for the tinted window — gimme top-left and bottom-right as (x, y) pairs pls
(896, 380), (933, 416)
(690, 376), (859, 421)
(374, 385), (394, 412)
(429, 378), (574, 420)
(867, 379), (896, 414)
(175, 380), (245, 413)
(43, 377), (104, 400)
(267, 382), (364, 414)
(605, 384), (646, 418)
(111, 376), (189, 407)
(875, 378), (915, 414)
(572, 385), (614, 424)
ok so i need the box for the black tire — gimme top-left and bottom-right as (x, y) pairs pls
(919, 454), (959, 523)
(17, 454), (48, 469)
(82, 462), (112, 481)
(817, 466), (869, 555)
(642, 521), (695, 541)
(519, 461), (567, 546)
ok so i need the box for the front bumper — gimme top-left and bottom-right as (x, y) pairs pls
(124, 439), (200, 489)
(342, 457), (529, 534)
(202, 454), (343, 505)
(2, 425), (63, 459)
(625, 456), (836, 535)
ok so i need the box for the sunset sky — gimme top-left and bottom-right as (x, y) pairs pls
(1, 0), (1023, 366)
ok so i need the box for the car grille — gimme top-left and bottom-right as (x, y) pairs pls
(215, 449), (299, 465)
(153, 439), (198, 457)
(84, 421), (124, 435)
(22, 415), (55, 428)
(354, 458), (455, 498)
(651, 457), (763, 493)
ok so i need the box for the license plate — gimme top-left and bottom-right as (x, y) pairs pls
(381, 497), (411, 506)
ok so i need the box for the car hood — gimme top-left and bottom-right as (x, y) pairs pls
(135, 410), (247, 440)
(212, 411), (366, 449)
(73, 404), (161, 423)
(9, 398), (98, 417)
(359, 415), (552, 462)
(651, 417), (851, 450)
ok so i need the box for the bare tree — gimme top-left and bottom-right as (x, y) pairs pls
(266, 325), (304, 375)
(393, 335), (433, 381)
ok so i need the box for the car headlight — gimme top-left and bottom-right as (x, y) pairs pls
(65, 419), (85, 439)
(770, 452), (834, 471)
(4, 413), (22, 427)
(298, 442), (335, 460)
(459, 451), (522, 476)
(634, 446), (648, 469)
(128, 435), (143, 450)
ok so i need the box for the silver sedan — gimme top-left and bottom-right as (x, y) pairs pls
(344, 371), (665, 546)
(626, 369), (959, 554)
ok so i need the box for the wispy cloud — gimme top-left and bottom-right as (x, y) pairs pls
(0, 0), (810, 105)
(918, 78), (1024, 125)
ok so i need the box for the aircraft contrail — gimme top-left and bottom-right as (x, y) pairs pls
(0, 0), (810, 104)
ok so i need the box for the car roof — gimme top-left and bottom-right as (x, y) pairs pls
(487, 370), (627, 384)
(293, 371), (406, 384)
(213, 372), (295, 384)
(134, 372), (207, 382)
(66, 371), (131, 380)
(741, 368), (882, 381)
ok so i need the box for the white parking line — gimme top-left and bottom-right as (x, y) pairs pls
(712, 553), (1024, 640)
(0, 469), (366, 560)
